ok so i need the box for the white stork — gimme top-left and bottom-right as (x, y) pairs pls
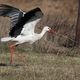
(0, 4), (54, 64)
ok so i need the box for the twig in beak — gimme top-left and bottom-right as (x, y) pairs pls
(48, 28), (54, 34)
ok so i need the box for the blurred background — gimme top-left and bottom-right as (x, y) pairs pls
(0, 0), (78, 53)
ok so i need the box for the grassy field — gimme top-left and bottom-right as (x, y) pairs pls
(0, 49), (80, 80)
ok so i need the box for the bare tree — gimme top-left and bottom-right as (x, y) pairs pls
(75, 0), (80, 46)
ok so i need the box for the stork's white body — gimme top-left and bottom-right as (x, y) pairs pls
(12, 34), (41, 44)
(1, 19), (50, 45)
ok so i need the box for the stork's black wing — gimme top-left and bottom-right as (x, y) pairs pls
(9, 7), (43, 37)
(0, 4), (23, 28)
(0, 4), (43, 37)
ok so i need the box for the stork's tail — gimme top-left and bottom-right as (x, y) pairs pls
(1, 37), (12, 42)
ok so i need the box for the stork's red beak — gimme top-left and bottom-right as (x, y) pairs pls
(48, 28), (54, 34)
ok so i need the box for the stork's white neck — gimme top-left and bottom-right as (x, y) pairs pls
(40, 28), (47, 38)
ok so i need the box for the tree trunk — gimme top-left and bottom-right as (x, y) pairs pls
(75, 0), (80, 46)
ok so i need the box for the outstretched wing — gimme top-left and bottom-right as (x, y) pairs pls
(9, 7), (43, 37)
(21, 18), (41, 36)
(0, 4), (43, 37)
(0, 4), (23, 28)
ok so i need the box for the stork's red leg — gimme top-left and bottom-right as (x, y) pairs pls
(8, 43), (26, 64)
(9, 44), (15, 64)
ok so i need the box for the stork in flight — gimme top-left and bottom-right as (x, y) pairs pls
(0, 4), (54, 64)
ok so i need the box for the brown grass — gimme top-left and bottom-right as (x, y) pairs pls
(0, 51), (80, 80)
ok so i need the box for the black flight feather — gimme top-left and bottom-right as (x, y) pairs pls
(0, 4), (43, 37)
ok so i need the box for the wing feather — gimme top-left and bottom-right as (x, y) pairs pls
(0, 5), (43, 37)
(21, 19), (41, 36)
(0, 4), (23, 28)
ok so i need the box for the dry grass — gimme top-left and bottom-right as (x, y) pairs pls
(0, 51), (80, 80)
(33, 14), (76, 53)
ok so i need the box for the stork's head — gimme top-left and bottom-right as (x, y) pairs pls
(43, 26), (54, 34)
